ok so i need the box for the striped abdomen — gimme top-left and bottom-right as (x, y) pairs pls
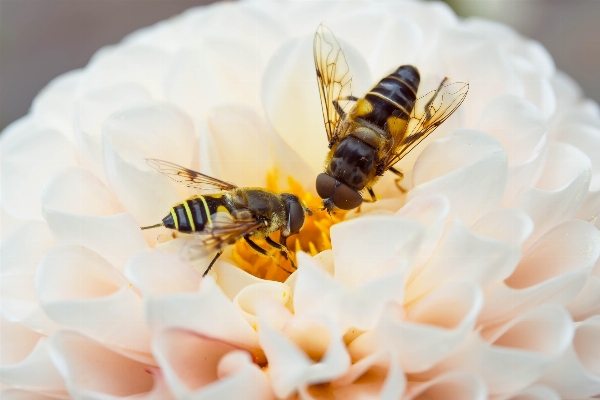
(353, 65), (420, 130)
(162, 196), (225, 233)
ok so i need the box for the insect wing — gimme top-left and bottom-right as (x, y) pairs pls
(314, 24), (355, 144)
(180, 212), (263, 259)
(146, 159), (237, 192)
(384, 80), (469, 169)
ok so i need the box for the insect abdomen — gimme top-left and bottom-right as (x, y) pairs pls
(354, 65), (420, 129)
(163, 196), (219, 233)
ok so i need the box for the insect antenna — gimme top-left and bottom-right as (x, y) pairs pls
(141, 223), (163, 230)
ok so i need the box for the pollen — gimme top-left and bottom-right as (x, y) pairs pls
(232, 169), (346, 282)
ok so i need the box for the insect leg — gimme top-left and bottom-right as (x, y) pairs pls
(363, 188), (377, 203)
(203, 250), (223, 277)
(266, 236), (297, 270)
(245, 236), (294, 274)
(332, 100), (345, 118)
(389, 167), (407, 193)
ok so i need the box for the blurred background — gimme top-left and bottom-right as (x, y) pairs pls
(1, 0), (599, 131)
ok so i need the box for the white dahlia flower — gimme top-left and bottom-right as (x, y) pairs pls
(2, 1), (600, 399)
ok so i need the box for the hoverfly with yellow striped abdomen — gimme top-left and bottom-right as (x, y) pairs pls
(141, 159), (312, 276)
(313, 25), (469, 213)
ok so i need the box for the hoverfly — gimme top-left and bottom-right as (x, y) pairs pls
(314, 25), (469, 212)
(141, 159), (312, 276)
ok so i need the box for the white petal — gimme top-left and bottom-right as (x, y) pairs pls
(567, 274), (600, 321)
(79, 45), (170, 98)
(124, 249), (201, 296)
(233, 281), (291, 329)
(396, 194), (451, 279)
(262, 34), (371, 174)
(102, 101), (196, 225)
(438, 25), (524, 126)
(204, 105), (312, 189)
(74, 83), (152, 177)
(40, 167), (123, 216)
(35, 244), (152, 359)
(538, 317), (600, 398)
(144, 277), (259, 350)
(48, 330), (154, 398)
(550, 70), (582, 112)
(476, 95), (548, 203)
(556, 123), (600, 216)
(351, 280), (482, 373)
(327, 11), (423, 80)
(0, 317), (44, 365)
(478, 95), (546, 166)
(213, 261), (264, 301)
(31, 70), (83, 143)
(258, 304), (351, 399)
(330, 216), (424, 288)
(430, 305), (573, 395)
(300, 348), (405, 400)
(0, 337), (66, 394)
(0, 389), (66, 400)
(164, 38), (265, 125)
(471, 208), (534, 246)
(198, 2), (286, 62)
(491, 385), (561, 400)
(0, 221), (59, 333)
(513, 59), (556, 118)
(294, 252), (405, 332)
(1, 124), (77, 220)
(294, 252), (344, 321)
(1, 205), (23, 240)
(134, 368), (176, 400)
(40, 166), (148, 270)
(410, 129), (508, 227)
(480, 220), (600, 326)
(153, 329), (273, 400)
(515, 142), (592, 248)
(406, 218), (519, 304)
(405, 371), (487, 400)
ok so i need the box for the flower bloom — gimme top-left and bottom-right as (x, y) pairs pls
(3, 1), (600, 399)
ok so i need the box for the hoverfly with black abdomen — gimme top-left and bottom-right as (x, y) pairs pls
(313, 25), (469, 213)
(141, 159), (312, 276)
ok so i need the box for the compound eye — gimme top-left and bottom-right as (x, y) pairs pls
(316, 173), (336, 199)
(332, 182), (363, 210)
(287, 201), (306, 235)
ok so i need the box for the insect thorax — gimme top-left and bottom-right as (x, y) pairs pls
(227, 189), (287, 236)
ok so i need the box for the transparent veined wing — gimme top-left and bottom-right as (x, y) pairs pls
(383, 79), (469, 170)
(146, 159), (238, 192)
(314, 24), (355, 145)
(179, 212), (263, 259)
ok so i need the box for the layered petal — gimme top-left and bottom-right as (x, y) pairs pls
(514, 142), (592, 248)
(262, 34), (371, 173)
(0, 221), (59, 333)
(1, 122), (77, 220)
(538, 316), (600, 399)
(35, 244), (152, 363)
(144, 277), (259, 351)
(406, 218), (519, 303)
(350, 280), (483, 373)
(41, 167), (148, 270)
(258, 302), (351, 399)
(425, 305), (573, 395)
(154, 329), (273, 400)
(480, 220), (600, 326)
(410, 129), (508, 227)
(31, 70), (83, 143)
(48, 331), (155, 399)
(102, 101), (196, 226)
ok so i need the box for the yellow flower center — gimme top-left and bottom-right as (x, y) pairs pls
(232, 170), (346, 282)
